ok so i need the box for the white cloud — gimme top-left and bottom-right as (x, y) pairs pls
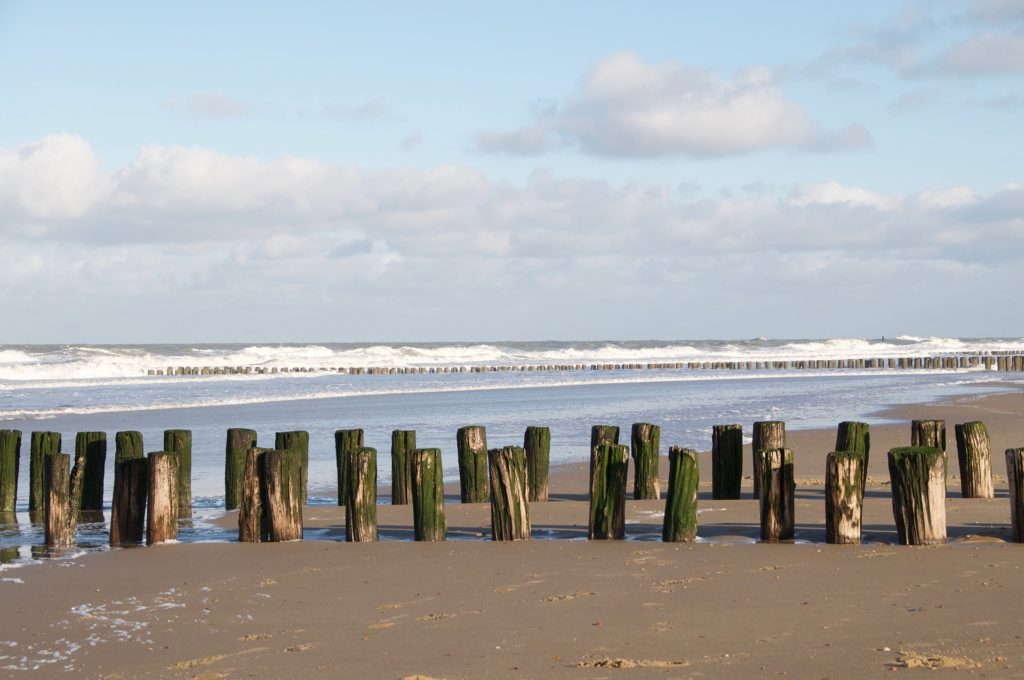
(0, 134), (112, 219)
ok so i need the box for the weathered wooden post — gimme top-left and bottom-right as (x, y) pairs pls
(44, 449), (85, 549)
(146, 451), (179, 546)
(334, 428), (364, 506)
(1006, 448), (1024, 543)
(110, 431), (148, 547)
(835, 421), (870, 486)
(0, 430), (21, 515)
(457, 426), (488, 503)
(346, 447), (378, 542)
(589, 443), (628, 540)
(954, 421), (993, 498)
(711, 424), (742, 500)
(275, 431), (309, 505)
(524, 426), (550, 502)
(888, 447), (946, 545)
(238, 447), (269, 543)
(662, 447), (699, 543)
(589, 425), (620, 488)
(825, 451), (865, 544)
(411, 448), (446, 541)
(225, 428), (257, 511)
(911, 419), (946, 452)
(631, 423), (660, 500)
(752, 421), (786, 500)
(163, 429), (192, 518)
(758, 448), (794, 542)
(29, 431), (62, 513)
(76, 432), (106, 515)
(390, 430), (416, 505)
(263, 449), (303, 541)
(488, 446), (530, 541)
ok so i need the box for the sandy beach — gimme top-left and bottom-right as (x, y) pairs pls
(3, 385), (1024, 678)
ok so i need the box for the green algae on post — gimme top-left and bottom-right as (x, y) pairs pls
(662, 446), (699, 543)
(346, 446), (378, 542)
(523, 426), (550, 503)
(457, 425), (488, 503)
(390, 430), (416, 505)
(630, 423), (660, 500)
(825, 450), (864, 544)
(888, 446), (946, 545)
(711, 424), (742, 500)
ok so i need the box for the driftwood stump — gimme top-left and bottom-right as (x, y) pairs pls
(835, 421), (870, 486)
(346, 447), (378, 542)
(225, 428), (257, 511)
(631, 423), (660, 500)
(263, 449), (303, 542)
(954, 421), (993, 498)
(0, 430), (21, 514)
(488, 446), (530, 541)
(825, 451), (864, 544)
(76, 432), (106, 515)
(457, 426), (488, 503)
(163, 429), (192, 518)
(275, 431), (309, 505)
(523, 426), (550, 502)
(711, 424), (742, 500)
(589, 443), (628, 540)
(589, 424), (620, 489)
(390, 430), (416, 505)
(752, 421), (785, 500)
(888, 446), (946, 545)
(335, 428), (364, 506)
(758, 448), (794, 542)
(146, 451), (179, 545)
(662, 447), (699, 543)
(238, 447), (269, 543)
(1006, 448), (1024, 543)
(29, 431), (61, 513)
(411, 448), (446, 541)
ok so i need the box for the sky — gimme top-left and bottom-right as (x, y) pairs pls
(0, 0), (1022, 343)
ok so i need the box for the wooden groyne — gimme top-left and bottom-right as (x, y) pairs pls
(145, 351), (1024, 376)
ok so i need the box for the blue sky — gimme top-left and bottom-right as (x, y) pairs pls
(0, 1), (1022, 341)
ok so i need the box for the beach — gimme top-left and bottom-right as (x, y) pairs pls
(2, 384), (1023, 678)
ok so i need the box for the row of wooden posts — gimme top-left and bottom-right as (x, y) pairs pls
(2, 418), (1023, 550)
(147, 352), (1024, 376)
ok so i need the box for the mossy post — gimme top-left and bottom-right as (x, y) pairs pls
(411, 448), (446, 541)
(29, 431), (62, 514)
(523, 426), (551, 502)
(334, 429), (364, 506)
(457, 426), (488, 503)
(263, 449), (303, 541)
(346, 447), (378, 542)
(238, 447), (269, 543)
(0, 430), (21, 515)
(146, 451), (179, 546)
(110, 431), (146, 547)
(488, 446), (530, 541)
(888, 446), (946, 545)
(752, 421), (786, 500)
(758, 448), (795, 542)
(711, 424), (742, 500)
(275, 431), (309, 506)
(911, 420), (946, 452)
(1006, 448), (1024, 543)
(589, 425), (620, 489)
(225, 428), (257, 511)
(76, 432), (107, 514)
(630, 423), (660, 500)
(954, 421), (994, 498)
(835, 421), (870, 487)
(44, 453), (75, 548)
(825, 451), (865, 544)
(662, 447), (699, 543)
(390, 430), (416, 505)
(589, 443), (628, 540)
(163, 429), (192, 518)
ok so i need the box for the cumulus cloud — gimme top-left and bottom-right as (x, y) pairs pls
(0, 134), (112, 219)
(476, 53), (871, 158)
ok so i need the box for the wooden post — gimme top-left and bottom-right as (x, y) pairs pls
(758, 448), (794, 542)
(711, 424), (742, 500)
(110, 458), (148, 547)
(225, 428), (257, 511)
(163, 429), (192, 518)
(346, 447), (378, 542)
(44, 453), (77, 548)
(835, 421), (870, 486)
(589, 424), (620, 489)
(523, 426), (551, 502)
(275, 431), (309, 506)
(1006, 448), (1024, 543)
(238, 447), (269, 543)
(263, 449), (303, 542)
(888, 446), (946, 545)
(457, 425), (488, 503)
(825, 451), (865, 544)
(630, 423), (660, 500)
(488, 446), (530, 541)
(0, 430), (21, 514)
(146, 451), (179, 546)
(911, 419), (946, 452)
(954, 421), (994, 498)
(589, 443), (628, 540)
(29, 431), (61, 513)
(662, 447), (699, 543)
(76, 432), (106, 514)
(390, 430), (416, 505)
(752, 421), (785, 500)
(411, 448), (446, 541)
(334, 429), (364, 506)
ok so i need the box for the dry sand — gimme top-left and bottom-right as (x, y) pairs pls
(2, 384), (1024, 678)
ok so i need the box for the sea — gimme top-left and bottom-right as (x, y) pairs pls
(1, 337), (1022, 565)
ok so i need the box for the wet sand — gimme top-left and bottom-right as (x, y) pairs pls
(2, 385), (1024, 678)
